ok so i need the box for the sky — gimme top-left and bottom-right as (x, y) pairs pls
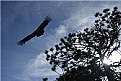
(1, 1), (121, 81)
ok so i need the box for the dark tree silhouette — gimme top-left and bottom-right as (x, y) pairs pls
(44, 7), (121, 81)
(18, 16), (52, 46)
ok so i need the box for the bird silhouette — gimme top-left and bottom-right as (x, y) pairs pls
(17, 16), (52, 46)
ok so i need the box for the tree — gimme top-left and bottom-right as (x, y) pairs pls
(43, 7), (121, 81)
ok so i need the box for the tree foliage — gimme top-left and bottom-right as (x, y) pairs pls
(43, 7), (121, 81)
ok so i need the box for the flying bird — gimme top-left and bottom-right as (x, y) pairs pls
(17, 16), (52, 46)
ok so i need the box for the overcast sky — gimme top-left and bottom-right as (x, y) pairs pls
(1, 1), (121, 81)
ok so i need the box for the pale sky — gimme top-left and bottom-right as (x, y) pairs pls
(1, 1), (121, 81)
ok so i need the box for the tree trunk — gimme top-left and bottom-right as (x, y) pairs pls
(103, 64), (115, 81)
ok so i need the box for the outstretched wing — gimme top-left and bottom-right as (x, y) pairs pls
(17, 33), (36, 46)
(37, 16), (52, 31)
(34, 16), (52, 37)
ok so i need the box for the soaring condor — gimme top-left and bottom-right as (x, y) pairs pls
(18, 16), (52, 46)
